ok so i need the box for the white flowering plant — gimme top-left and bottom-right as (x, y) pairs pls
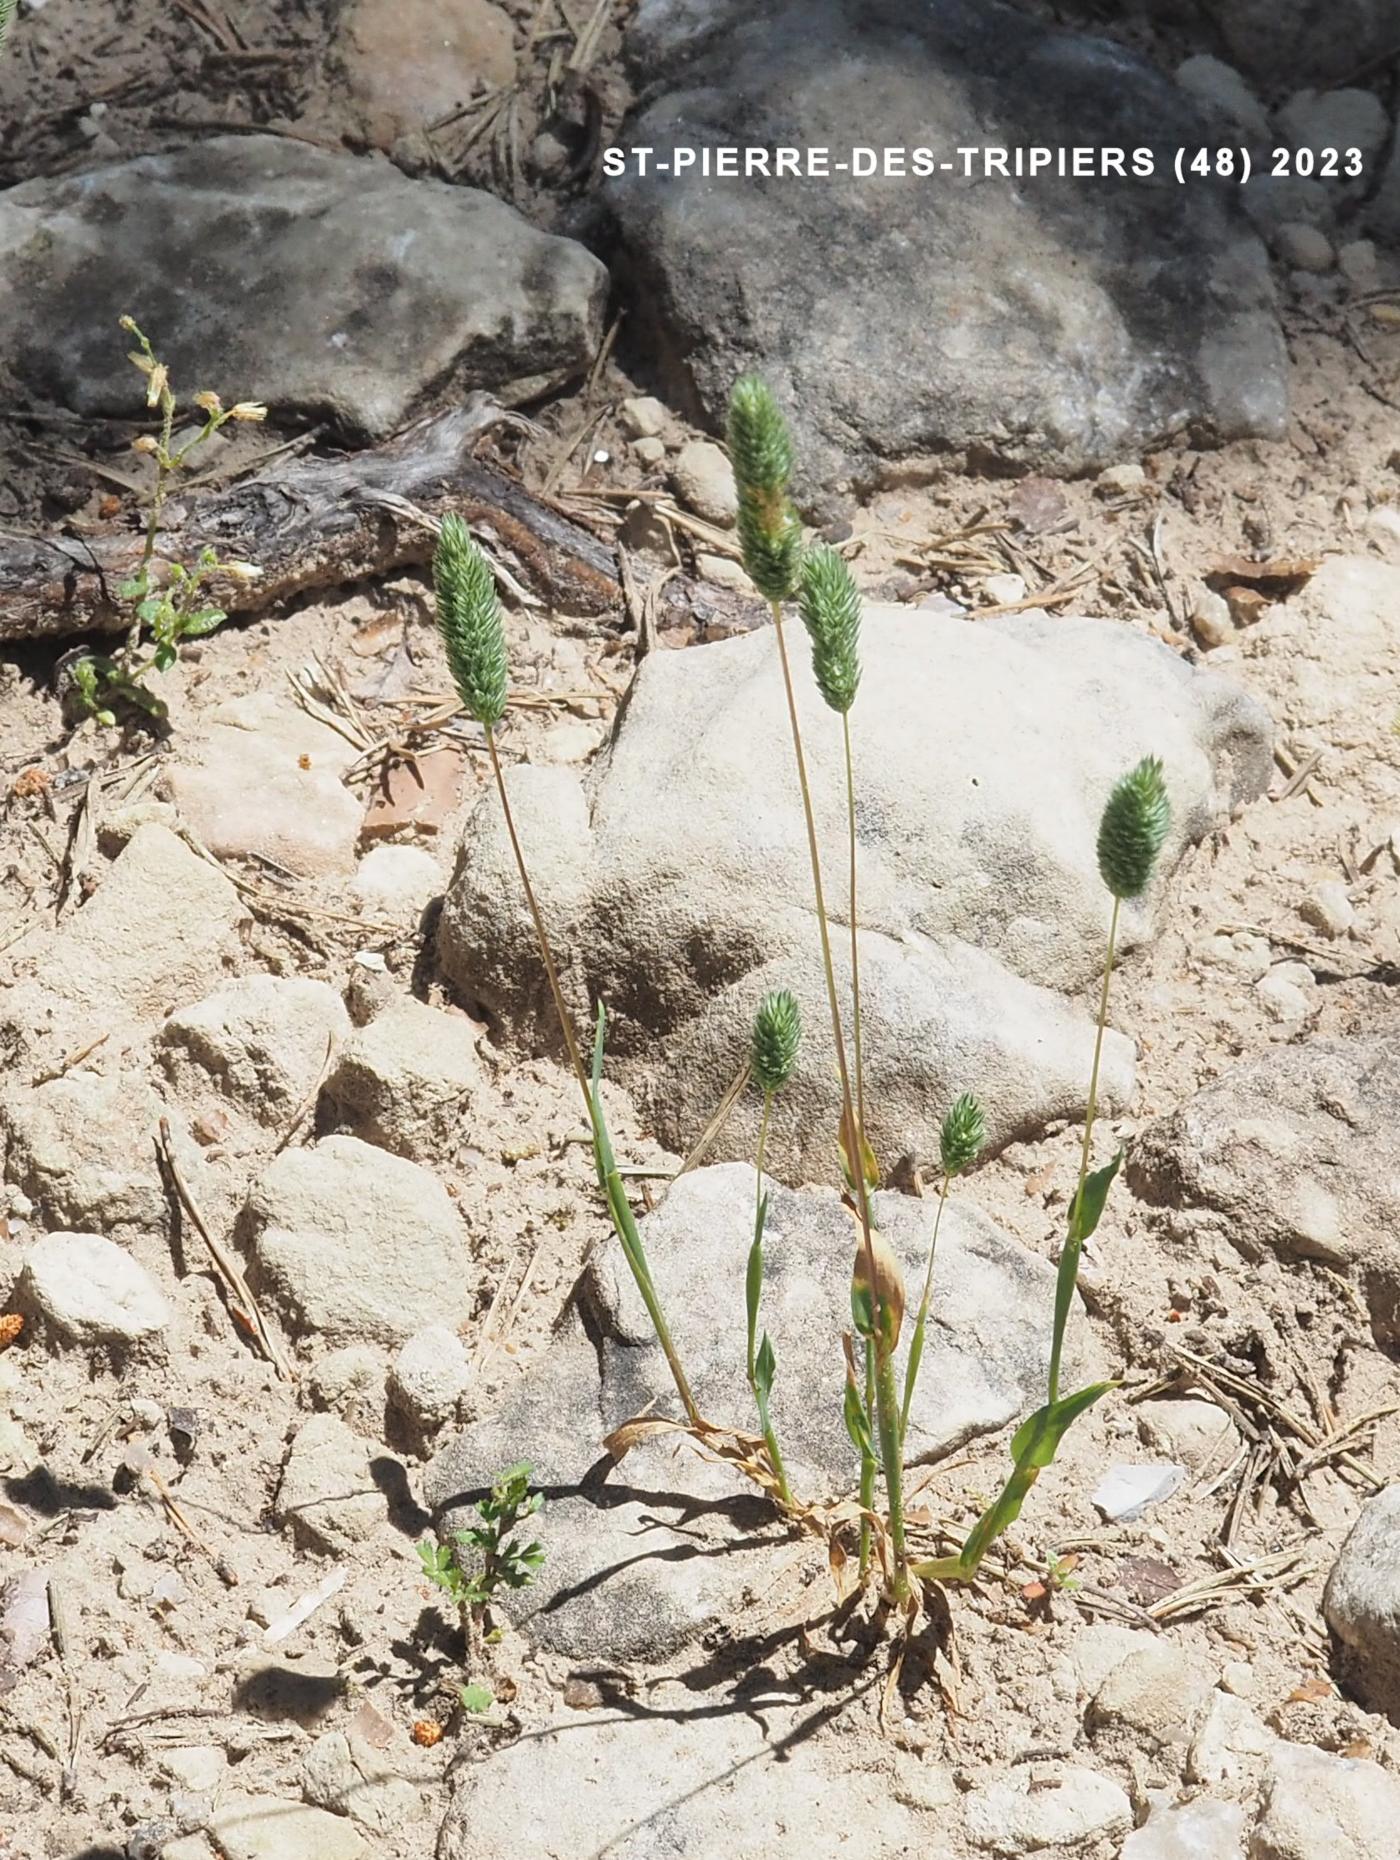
(70, 319), (267, 725)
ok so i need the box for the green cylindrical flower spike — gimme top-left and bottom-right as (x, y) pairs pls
(798, 544), (862, 714)
(727, 376), (803, 603)
(0, 0), (15, 51)
(751, 989), (801, 1095)
(939, 1092), (985, 1179)
(434, 515), (508, 729)
(737, 502), (804, 604)
(727, 375), (794, 494)
(1097, 755), (1171, 900)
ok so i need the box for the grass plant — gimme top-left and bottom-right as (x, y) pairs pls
(432, 384), (1174, 1625)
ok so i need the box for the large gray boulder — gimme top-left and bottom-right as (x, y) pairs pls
(1190, 1), (1394, 91)
(1324, 1487), (1400, 1722)
(438, 1693), (931, 1859)
(601, 1164), (1088, 1473)
(239, 1135), (477, 1345)
(159, 975), (351, 1127)
(607, 0), (1286, 509)
(1250, 1739), (1400, 1860)
(425, 1162), (1094, 1661)
(1023, 1), (1395, 94)
(1129, 1034), (1400, 1348)
(439, 605), (1272, 1182)
(0, 136), (608, 438)
(3, 1069), (167, 1233)
(1369, 136), (1400, 248)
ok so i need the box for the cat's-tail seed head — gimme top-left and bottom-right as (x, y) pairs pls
(727, 375), (795, 497)
(939, 1092), (985, 1179)
(728, 377), (803, 603)
(1097, 755), (1171, 900)
(799, 544), (862, 714)
(434, 515), (509, 730)
(751, 988), (801, 1096)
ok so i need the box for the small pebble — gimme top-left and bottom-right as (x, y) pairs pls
(620, 395), (666, 440)
(1256, 963), (1313, 1021)
(1096, 462), (1148, 498)
(1338, 239), (1379, 288)
(696, 552), (751, 592)
(1092, 1463), (1187, 1523)
(632, 435), (665, 467)
(983, 572), (1027, 606)
(531, 130), (572, 177)
(670, 439), (738, 526)
(1273, 221), (1333, 273)
(1189, 588), (1234, 649)
(533, 718), (604, 765)
(1300, 880), (1355, 939)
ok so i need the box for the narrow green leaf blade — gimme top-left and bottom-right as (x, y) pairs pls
(844, 1374), (874, 1458)
(913, 1461), (1041, 1586)
(754, 1331), (777, 1406)
(1011, 1381), (1118, 1471)
(1067, 1151), (1123, 1247)
(1050, 1152), (1123, 1390)
(746, 1196), (768, 1378)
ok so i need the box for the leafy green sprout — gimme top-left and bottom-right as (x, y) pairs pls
(71, 319), (265, 725)
(419, 1462), (545, 1715)
(1045, 1553), (1081, 1594)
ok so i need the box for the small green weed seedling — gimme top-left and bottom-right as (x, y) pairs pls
(432, 378), (1172, 1641)
(70, 318), (265, 726)
(419, 1461), (544, 1715)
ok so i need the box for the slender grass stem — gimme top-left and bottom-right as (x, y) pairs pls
(900, 1169), (952, 1443)
(874, 1350), (907, 1575)
(1049, 894), (1120, 1405)
(841, 713), (868, 1159)
(748, 1092), (772, 1387)
(759, 1410), (793, 1509)
(858, 1340), (876, 1577)
(768, 599), (906, 1600)
(744, 1094), (793, 1507)
(841, 713), (879, 1576)
(484, 728), (591, 1119)
(484, 725), (699, 1426)
(125, 388), (177, 660)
